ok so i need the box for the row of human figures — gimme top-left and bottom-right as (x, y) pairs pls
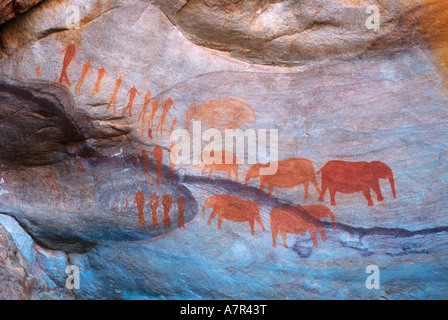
(52, 45), (264, 143)
(47, 43), (176, 140)
(134, 190), (186, 230)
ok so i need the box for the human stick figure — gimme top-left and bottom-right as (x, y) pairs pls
(75, 59), (93, 94)
(138, 90), (154, 124)
(177, 193), (186, 229)
(162, 194), (172, 228)
(122, 85), (140, 117)
(139, 91), (157, 139)
(134, 189), (146, 229)
(106, 71), (124, 114)
(156, 97), (174, 134)
(152, 145), (165, 186)
(59, 44), (76, 87)
(147, 97), (161, 126)
(91, 65), (106, 96)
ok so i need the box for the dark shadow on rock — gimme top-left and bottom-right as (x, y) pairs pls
(0, 76), (198, 252)
(291, 242), (313, 258)
(0, 75), (92, 167)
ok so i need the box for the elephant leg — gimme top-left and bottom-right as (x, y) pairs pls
(249, 219), (255, 235)
(319, 182), (327, 202)
(303, 181), (310, 199)
(312, 177), (321, 195)
(217, 214), (223, 230)
(316, 224), (327, 242)
(309, 229), (319, 247)
(271, 228), (278, 248)
(201, 165), (207, 175)
(371, 181), (384, 202)
(362, 188), (374, 207)
(281, 231), (288, 248)
(256, 215), (266, 232)
(233, 166), (239, 182)
(329, 188), (337, 206)
(207, 208), (219, 225)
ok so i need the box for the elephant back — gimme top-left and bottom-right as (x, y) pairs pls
(188, 98), (256, 131)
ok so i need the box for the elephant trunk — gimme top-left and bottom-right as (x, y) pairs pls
(388, 172), (396, 199)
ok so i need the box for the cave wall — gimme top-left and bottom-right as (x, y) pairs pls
(0, 0), (447, 299)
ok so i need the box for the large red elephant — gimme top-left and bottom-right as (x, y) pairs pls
(317, 160), (396, 207)
(243, 158), (320, 200)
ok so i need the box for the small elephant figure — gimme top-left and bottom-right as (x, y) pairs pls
(270, 205), (335, 248)
(193, 150), (239, 181)
(185, 99), (256, 131)
(202, 195), (265, 235)
(317, 160), (396, 206)
(244, 158), (320, 199)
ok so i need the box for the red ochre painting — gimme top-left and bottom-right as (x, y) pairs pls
(0, 0), (447, 301)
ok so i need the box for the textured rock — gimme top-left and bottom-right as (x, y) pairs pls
(0, 0), (44, 25)
(165, 0), (410, 66)
(0, 223), (70, 299)
(0, 0), (447, 300)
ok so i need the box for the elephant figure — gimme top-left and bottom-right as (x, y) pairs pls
(243, 158), (320, 199)
(270, 205), (335, 248)
(185, 99), (256, 131)
(202, 195), (265, 235)
(317, 160), (396, 207)
(193, 150), (239, 181)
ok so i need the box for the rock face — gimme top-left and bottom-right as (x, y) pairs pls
(0, 223), (70, 299)
(0, 224), (37, 299)
(0, 0), (44, 25)
(0, 0), (447, 299)
(167, 0), (412, 66)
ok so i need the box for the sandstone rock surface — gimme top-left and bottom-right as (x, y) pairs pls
(0, 0), (447, 299)
(0, 0), (44, 25)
